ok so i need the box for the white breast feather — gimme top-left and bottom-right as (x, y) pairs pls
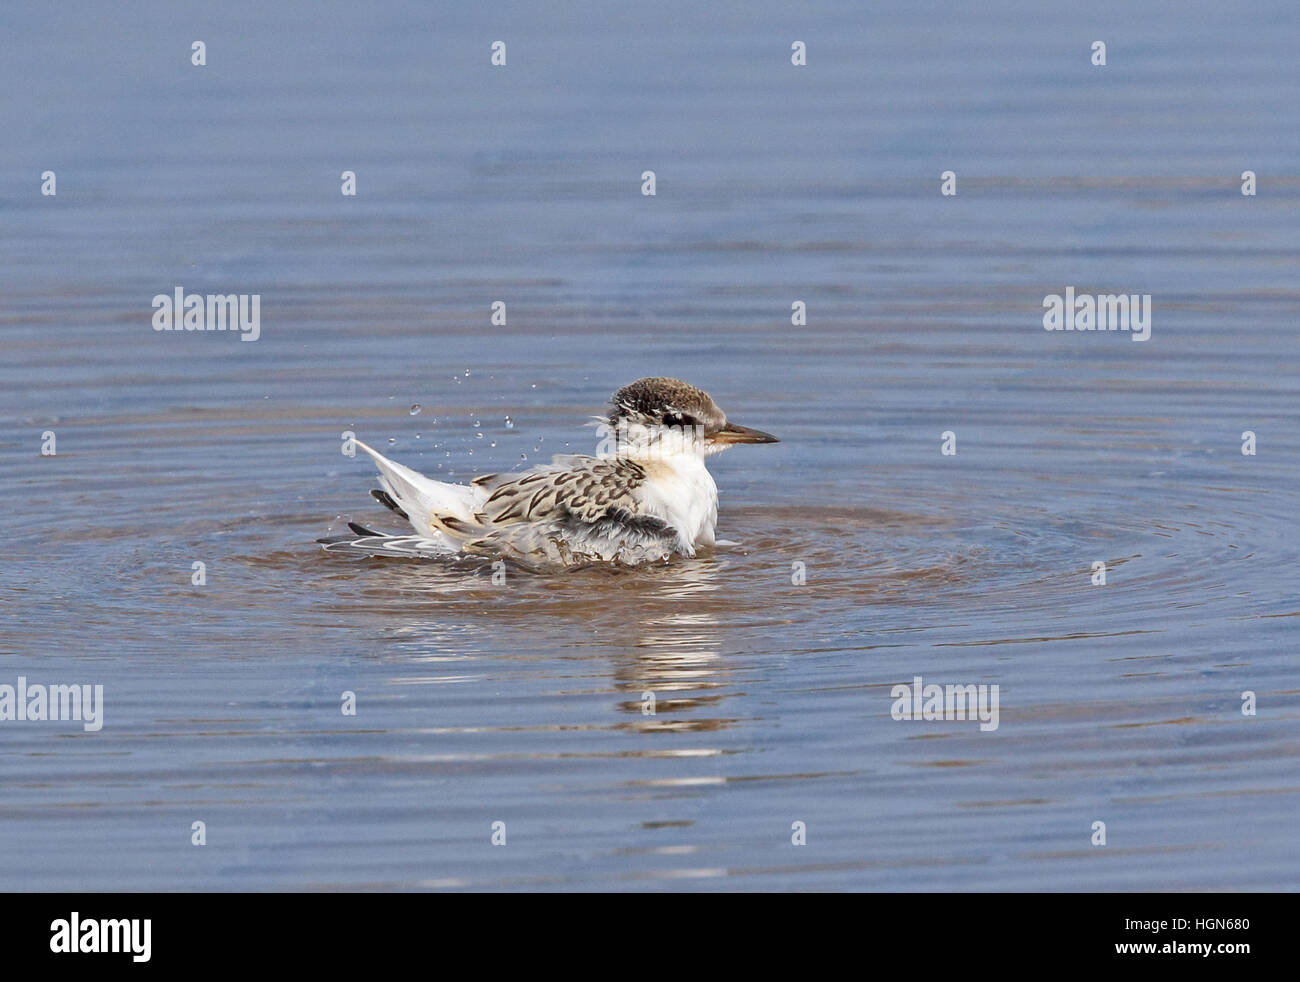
(636, 451), (719, 551)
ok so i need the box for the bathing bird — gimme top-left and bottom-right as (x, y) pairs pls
(322, 377), (778, 568)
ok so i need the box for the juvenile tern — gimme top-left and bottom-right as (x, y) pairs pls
(322, 377), (778, 568)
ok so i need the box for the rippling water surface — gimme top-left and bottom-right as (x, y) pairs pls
(2, 0), (1298, 890)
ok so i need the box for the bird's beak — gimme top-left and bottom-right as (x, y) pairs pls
(709, 422), (779, 445)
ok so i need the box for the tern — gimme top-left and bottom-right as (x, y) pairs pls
(322, 377), (778, 568)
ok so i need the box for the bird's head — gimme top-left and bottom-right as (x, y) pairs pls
(605, 377), (778, 458)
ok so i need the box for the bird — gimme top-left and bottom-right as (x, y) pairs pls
(321, 377), (778, 569)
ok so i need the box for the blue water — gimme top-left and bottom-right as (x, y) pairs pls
(1, 0), (1297, 890)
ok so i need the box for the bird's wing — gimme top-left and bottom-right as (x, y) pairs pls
(469, 455), (646, 525)
(435, 455), (685, 565)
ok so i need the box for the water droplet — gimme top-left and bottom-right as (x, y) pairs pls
(387, 438), (396, 445)
(464, 370), (471, 377)
(504, 416), (514, 429)
(489, 441), (496, 448)
(520, 453), (527, 461)
(473, 419), (481, 427)
(476, 432), (483, 439)
(410, 404), (421, 415)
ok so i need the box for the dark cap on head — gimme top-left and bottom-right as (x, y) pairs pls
(609, 377), (725, 431)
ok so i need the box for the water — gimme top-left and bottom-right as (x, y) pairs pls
(2, 0), (1297, 890)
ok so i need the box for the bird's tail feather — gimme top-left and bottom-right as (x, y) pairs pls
(318, 530), (461, 559)
(352, 440), (480, 536)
